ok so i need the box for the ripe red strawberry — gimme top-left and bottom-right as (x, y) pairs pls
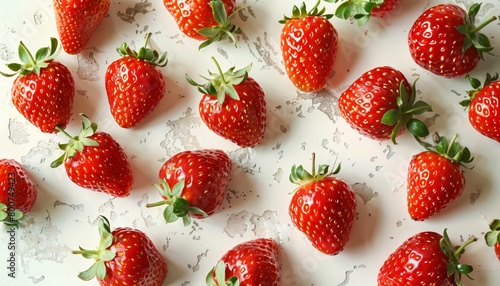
(51, 114), (134, 198)
(73, 215), (167, 285)
(53, 0), (110, 54)
(186, 57), (266, 147)
(288, 153), (356, 255)
(485, 219), (500, 261)
(280, 1), (338, 92)
(378, 229), (476, 285)
(326, 0), (401, 25)
(408, 3), (497, 77)
(407, 134), (473, 221)
(147, 149), (232, 226)
(0, 38), (75, 133)
(338, 66), (432, 144)
(0, 159), (37, 226)
(163, 0), (241, 49)
(206, 238), (280, 286)
(460, 73), (500, 143)
(105, 33), (167, 128)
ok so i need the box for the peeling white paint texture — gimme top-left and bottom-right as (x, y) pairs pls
(98, 198), (114, 213)
(187, 249), (209, 273)
(160, 107), (202, 157)
(0, 42), (14, 60)
(117, 0), (154, 24)
(21, 139), (57, 171)
(273, 167), (283, 183)
(77, 50), (101, 81)
(8, 118), (30, 145)
(18, 214), (71, 271)
(352, 182), (378, 204)
(224, 210), (290, 241)
(470, 189), (481, 204)
(53, 200), (85, 212)
(229, 148), (261, 175)
(138, 193), (156, 227)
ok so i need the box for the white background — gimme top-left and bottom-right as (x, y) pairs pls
(0, 0), (499, 285)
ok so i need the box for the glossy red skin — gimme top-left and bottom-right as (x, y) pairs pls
(408, 4), (479, 77)
(64, 132), (133, 197)
(338, 66), (411, 140)
(407, 151), (465, 221)
(289, 177), (356, 255)
(159, 149), (232, 218)
(11, 60), (74, 133)
(371, 0), (400, 17)
(0, 159), (37, 214)
(213, 238), (280, 286)
(468, 80), (500, 142)
(199, 77), (266, 147)
(378, 231), (455, 285)
(281, 15), (338, 92)
(105, 57), (165, 128)
(495, 242), (500, 261)
(53, 0), (110, 54)
(99, 227), (167, 286)
(163, 0), (236, 40)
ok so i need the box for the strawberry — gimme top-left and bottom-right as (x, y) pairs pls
(325, 0), (401, 25)
(378, 229), (476, 285)
(51, 114), (134, 198)
(73, 215), (167, 285)
(407, 134), (473, 221)
(53, 0), (110, 54)
(279, 1), (338, 92)
(408, 3), (497, 77)
(105, 33), (168, 128)
(338, 66), (432, 144)
(147, 149), (232, 226)
(206, 238), (280, 286)
(460, 73), (500, 143)
(485, 219), (500, 261)
(163, 0), (242, 49)
(0, 159), (37, 226)
(288, 153), (356, 255)
(186, 57), (266, 147)
(0, 38), (74, 133)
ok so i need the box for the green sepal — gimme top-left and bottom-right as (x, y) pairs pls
(72, 216), (116, 282)
(279, 0), (333, 24)
(50, 114), (99, 168)
(0, 37), (60, 78)
(206, 260), (240, 286)
(323, 0), (385, 26)
(439, 228), (476, 286)
(461, 73), (499, 108)
(116, 33), (168, 67)
(485, 219), (500, 247)
(186, 57), (252, 106)
(0, 203), (24, 227)
(289, 153), (341, 191)
(457, 3), (497, 60)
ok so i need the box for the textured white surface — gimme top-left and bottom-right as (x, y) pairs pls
(0, 0), (499, 285)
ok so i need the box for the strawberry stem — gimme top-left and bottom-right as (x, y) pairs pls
(469, 15), (497, 34)
(212, 56), (229, 86)
(145, 200), (169, 208)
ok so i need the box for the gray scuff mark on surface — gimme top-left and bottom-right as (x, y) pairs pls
(224, 210), (290, 241)
(229, 148), (261, 175)
(117, 0), (154, 23)
(397, 220), (403, 227)
(33, 10), (47, 26)
(187, 249), (209, 273)
(18, 213), (72, 272)
(21, 139), (57, 171)
(352, 182), (378, 204)
(312, 89), (340, 122)
(384, 145), (395, 160)
(77, 50), (101, 81)
(470, 189), (481, 204)
(370, 156), (377, 162)
(98, 198), (115, 213)
(53, 200), (85, 212)
(0, 42), (14, 60)
(180, 281), (190, 286)
(337, 270), (353, 286)
(189, 220), (203, 240)
(423, 113), (440, 128)
(160, 107), (202, 158)
(30, 275), (45, 283)
(162, 236), (170, 252)
(137, 193), (156, 228)
(375, 166), (383, 171)
(273, 168), (283, 183)
(8, 118), (30, 145)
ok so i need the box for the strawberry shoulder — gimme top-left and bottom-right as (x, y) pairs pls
(468, 80), (500, 142)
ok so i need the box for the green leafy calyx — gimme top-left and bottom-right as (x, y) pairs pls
(420, 133), (474, 167)
(0, 203), (23, 227)
(206, 260), (240, 286)
(146, 179), (208, 227)
(439, 228), (476, 286)
(457, 3), (497, 60)
(72, 215), (116, 281)
(460, 72), (499, 107)
(279, 0), (333, 24)
(0, 37), (60, 77)
(324, 0), (385, 26)
(50, 114), (99, 168)
(198, 0), (244, 50)
(380, 79), (433, 145)
(289, 153), (341, 187)
(485, 219), (500, 247)
(186, 56), (251, 105)
(117, 33), (168, 67)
